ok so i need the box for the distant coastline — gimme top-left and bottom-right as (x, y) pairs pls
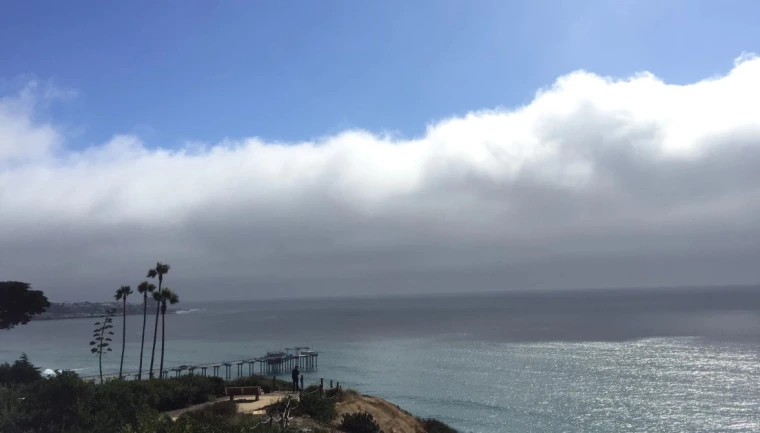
(33, 301), (176, 321)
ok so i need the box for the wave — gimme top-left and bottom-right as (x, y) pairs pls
(43, 367), (88, 377)
(175, 308), (205, 315)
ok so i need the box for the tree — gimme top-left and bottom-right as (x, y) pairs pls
(0, 353), (42, 385)
(146, 262), (170, 379)
(152, 288), (179, 379)
(0, 281), (51, 330)
(90, 308), (117, 384)
(114, 285), (133, 380)
(136, 281), (156, 380)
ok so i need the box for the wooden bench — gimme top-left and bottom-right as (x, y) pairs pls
(224, 386), (262, 401)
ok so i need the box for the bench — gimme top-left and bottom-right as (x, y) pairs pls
(225, 386), (262, 401)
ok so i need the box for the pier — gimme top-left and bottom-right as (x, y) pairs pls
(82, 347), (318, 382)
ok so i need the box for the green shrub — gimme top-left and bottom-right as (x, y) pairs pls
(195, 400), (238, 418)
(294, 392), (337, 424)
(0, 371), (229, 433)
(226, 374), (290, 393)
(266, 396), (291, 415)
(421, 418), (458, 433)
(129, 375), (224, 412)
(176, 403), (288, 433)
(17, 370), (96, 433)
(130, 407), (285, 433)
(303, 384), (320, 393)
(120, 411), (173, 433)
(341, 411), (383, 433)
(325, 386), (342, 400)
(325, 386), (357, 403)
(89, 379), (149, 431)
(0, 386), (25, 433)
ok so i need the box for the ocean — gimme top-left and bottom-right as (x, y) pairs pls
(2, 287), (760, 433)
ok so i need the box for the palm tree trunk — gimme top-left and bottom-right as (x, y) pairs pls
(159, 306), (166, 378)
(138, 294), (147, 380)
(119, 298), (126, 379)
(149, 278), (162, 378)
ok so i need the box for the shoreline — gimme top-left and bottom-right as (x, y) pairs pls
(32, 310), (176, 322)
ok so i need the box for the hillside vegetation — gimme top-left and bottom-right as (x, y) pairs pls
(0, 355), (458, 433)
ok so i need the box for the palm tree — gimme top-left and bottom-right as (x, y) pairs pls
(147, 262), (170, 379)
(153, 288), (179, 379)
(136, 281), (156, 380)
(114, 285), (133, 380)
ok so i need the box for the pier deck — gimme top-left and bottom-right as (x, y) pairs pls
(81, 348), (319, 381)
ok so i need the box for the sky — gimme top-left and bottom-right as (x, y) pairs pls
(1, 1), (760, 301)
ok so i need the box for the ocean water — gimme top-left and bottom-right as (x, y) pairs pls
(2, 287), (760, 433)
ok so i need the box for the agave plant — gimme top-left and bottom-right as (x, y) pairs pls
(89, 307), (117, 384)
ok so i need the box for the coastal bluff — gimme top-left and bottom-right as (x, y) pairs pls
(293, 391), (437, 433)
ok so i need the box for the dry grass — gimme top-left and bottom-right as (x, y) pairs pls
(335, 392), (427, 433)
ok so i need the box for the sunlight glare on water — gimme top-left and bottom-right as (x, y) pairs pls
(2, 292), (760, 432)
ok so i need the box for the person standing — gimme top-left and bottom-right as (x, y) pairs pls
(291, 365), (300, 392)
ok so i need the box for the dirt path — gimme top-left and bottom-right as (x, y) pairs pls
(236, 393), (294, 415)
(167, 391), (295, 420)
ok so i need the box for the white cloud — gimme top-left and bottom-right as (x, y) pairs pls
(0, 82), (62, 161)
(1, 56), (760, 299)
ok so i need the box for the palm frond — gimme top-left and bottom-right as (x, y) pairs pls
(156, 262), (170, 275)
(137, 281), (156, 294)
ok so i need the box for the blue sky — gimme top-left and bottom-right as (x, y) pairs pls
(2, 0), (758, 150)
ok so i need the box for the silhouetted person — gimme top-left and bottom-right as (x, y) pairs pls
(291, 365), (299, 392)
